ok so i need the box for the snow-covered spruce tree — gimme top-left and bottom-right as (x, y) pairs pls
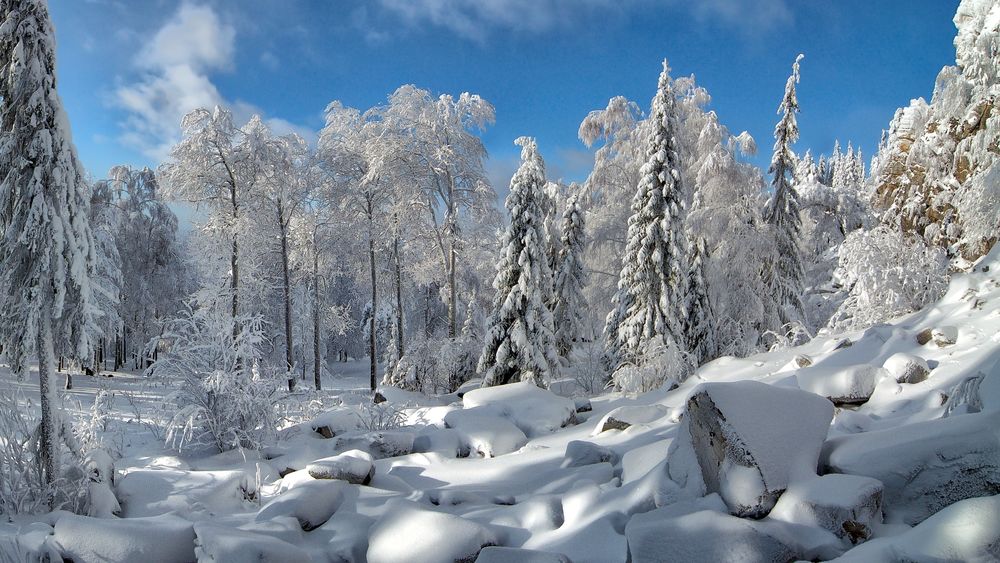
(478, 137), (559, 387)
(603, 61), (689, 373)
(552, 194), (587, 358)
(684, 236), (715, 365)
(762, 54), (807, 333)
(0, 0), (98, 493)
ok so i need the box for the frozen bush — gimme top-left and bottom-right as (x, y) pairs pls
(828, 226), (949, 331)
(612, 338), (693, 394)
(384, 334), (479, 395)
(149, 305), (283, 452)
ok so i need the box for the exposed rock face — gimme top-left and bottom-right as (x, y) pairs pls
(667, 381), (835, 518)
(871, 0), (1000, 260)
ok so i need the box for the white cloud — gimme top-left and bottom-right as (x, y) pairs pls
(114, 3), (312, 162)
(374, 0), (791, 42)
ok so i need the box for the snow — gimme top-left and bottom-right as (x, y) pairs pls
(367, 500), (501, 563)
(443, 409), (528, 457)
(53, 513), (196, 563)
(461, 381), (577, 437)
(793, 363), (888, 404)
(256, 479), (348, 530)
(194, 522), (312, 563)
(306, 449), (375, 484)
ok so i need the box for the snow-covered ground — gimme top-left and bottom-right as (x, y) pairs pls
(4, 247), (1000, 562)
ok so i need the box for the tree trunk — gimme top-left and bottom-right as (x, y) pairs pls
(279, 204), (295, 392)
(368, 227), (377, 392)
(394, 232), (404, 360)
(313, 245), (322, 391)
(37, 313), (58, 499)
(448, 240), (457, 338)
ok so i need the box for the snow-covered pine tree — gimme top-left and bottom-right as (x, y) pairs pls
(478, 137), (559, 387)
(684, 236), (715, 365)
(552, 194), (587, 357)
(762, 54), (807, 331)
(0, 0), (98, 489)
(604, 60), (689, 372)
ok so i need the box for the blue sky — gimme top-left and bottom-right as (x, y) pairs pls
(51, 0), (960, 190)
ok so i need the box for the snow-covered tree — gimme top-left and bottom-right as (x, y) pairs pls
(478, 137), (559, 387)
(552, 194), (587, 357)
(0, 0), (98, 489)
(684, 236), (715, 365)
(604, 61), (689, 372)
(762, 54), (807, 332)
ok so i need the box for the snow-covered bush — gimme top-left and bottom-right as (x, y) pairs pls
(828, 226), (949, 331)
(569, 340), (610, 395)
(355, 401), (406, 432)
(383, 334), (479, 395)
(150, 305), (283, 452)
(611, 338), (693, 394)
(0, 393), (89, 515)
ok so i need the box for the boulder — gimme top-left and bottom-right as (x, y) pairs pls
(194, 523), (311, 563)
(794, 364), (888, 405)
(626, 503), (796, 563)
(562, 440), (618, 469)
(367, 501), (500, 563)
(821, 411), (1000, 525)
(593, 404), (669, 435)
(257, 480), (347, 531)
(54, 513), (195, 563)
(931, 326), (958, 347)
(412, 428), (469, 457)
(461, 382), (577, 437)
(444, 410), (528, 458)
(306, 450), (375, 485)
(574, 398), (593, 413)
(310, 408), (364, 439)
(667, 381), (834, 518)
(882, 353), (930, 384)
(768, 474), (884, 544)
(476, 546), (571, 562)
(337, 431), (414, 460)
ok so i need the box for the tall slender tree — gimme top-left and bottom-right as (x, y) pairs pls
(0, 0), (98, 490)
(478, 137), (558, 387)
(604, 60), (689, 371)
(552, 194), (587, 357)
(762, 54), (807, 330)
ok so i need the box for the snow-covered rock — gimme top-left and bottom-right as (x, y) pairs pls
(593, 404), (669, 434)
(306, 449), (375, 484)
(831, 494), (1000, 562)
(412, 427), (469, 457)
(931, 326), (958, 347)
(54, 513), (195, 563)
(257, 480), (347, 530)
(444, 409), (528, 457)
(339, 431), (414, 460)
(667, 381), (834, 518)
(320, 511), (373, 563)
(794, 364), (888, 404)
(562, 440), (618, 468)
(309, 408), (364, 439)
(367, 501), (501, 563)
(461, 382), (577, 437)
(821, 411), (1000, 524)
(768, 474), (884, 544)
(194, 522), (311, 563)
(476, 546), (572, 562)
(882, 352), (931, 384)
(87, 481), (121, 518)
(0, 522), (60, 563)
(626, 502), (797, 563)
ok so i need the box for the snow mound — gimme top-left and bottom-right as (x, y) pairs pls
(306, 449), (375, 484)
(794, 364), (887, 404)
(257, 479), (347, 530)
(194, 522), (311, 563)
(821, 411), (1000, 524)
(53, 513), (195, 563)
(444, 409), (528, 457)
(593, 404), (670, 434)
(461, 382), (577, 437)
(412, 427), (468, 457)
(308, 408), (365, 438)
(476, 546), (572, 562)
(562, 440), (618, 468)
(336, 431), (414, 460)
(367, 501), (501, 563)
(668, 381), (834, 518)
(882, 352), (931, 384)
(626, 504), (796, 563)
(831, 494), (1000, 562)
(768, 473), (884, 544)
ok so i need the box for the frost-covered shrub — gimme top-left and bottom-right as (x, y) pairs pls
(0, 393), (89, 515)
(828, 226), (949, 331)
(611, 338), (693, 394)
(355, 401), (406, 432)
(569, 340), (610, 395)
(383, 334), (479, 395)
(150, 306), (283, 452)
